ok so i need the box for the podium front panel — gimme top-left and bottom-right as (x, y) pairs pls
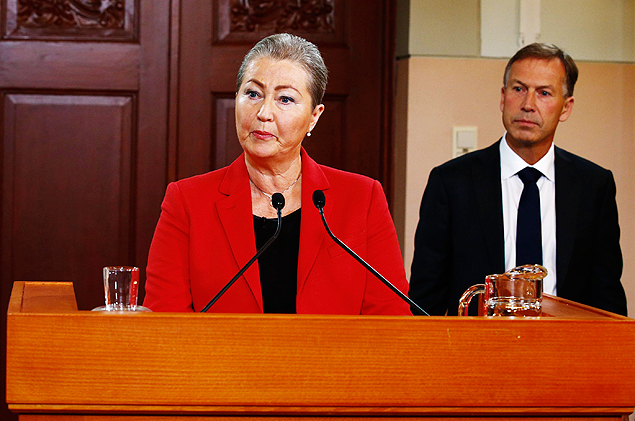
(6, 281), (635, 420)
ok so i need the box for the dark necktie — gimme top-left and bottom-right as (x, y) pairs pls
(516, 167), (543, 266)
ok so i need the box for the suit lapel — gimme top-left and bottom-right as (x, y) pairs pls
(216, 154), (263, 311)
(297, 149), (330, 297)
(472, 141), (506, 272)
(554, 147), (579, 290)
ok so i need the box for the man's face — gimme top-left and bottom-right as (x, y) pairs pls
(500, 57), (574, 154)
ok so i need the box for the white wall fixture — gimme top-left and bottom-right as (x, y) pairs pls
(519, 0), (541, 46)
(453, 126), (478, 157)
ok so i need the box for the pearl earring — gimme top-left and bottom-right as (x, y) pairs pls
(307, 131), (312, 137)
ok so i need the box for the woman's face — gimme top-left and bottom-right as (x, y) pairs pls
(235, 57), (324, 165)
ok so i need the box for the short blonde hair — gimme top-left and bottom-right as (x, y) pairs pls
(236, 33), (328, 109)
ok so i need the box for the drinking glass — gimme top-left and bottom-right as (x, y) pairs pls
(93, 266), (151, 311)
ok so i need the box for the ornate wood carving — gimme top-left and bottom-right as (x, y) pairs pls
(18, 0), (125, 29)
(5, 0), (137, 41)
(215, 0), (342, 44)
(230, 0), (335, 33)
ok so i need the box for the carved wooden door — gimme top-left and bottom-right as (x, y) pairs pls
(172, 0), (397, 193)
(0, 1), (170, 419)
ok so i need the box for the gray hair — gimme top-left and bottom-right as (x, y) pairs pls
(236, 33), (328, 109)
(504, 43), (578, 98)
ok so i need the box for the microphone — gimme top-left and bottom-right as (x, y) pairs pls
(201, 192), (285, 312)
(312, 190), (430, 316)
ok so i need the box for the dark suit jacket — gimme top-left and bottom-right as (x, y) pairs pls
(409, 140), (627, 316)
(144, 148), (411, 315)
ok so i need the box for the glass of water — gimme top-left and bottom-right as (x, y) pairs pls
(93, 266), (151, 312)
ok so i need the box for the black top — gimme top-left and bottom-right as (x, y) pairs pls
(253, 209), (301, 313)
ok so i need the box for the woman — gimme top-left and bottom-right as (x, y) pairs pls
(144, 33), (410, 315)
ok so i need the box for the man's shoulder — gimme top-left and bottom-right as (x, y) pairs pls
(555, 146), (613, 176)
(432, 141), (500, 175)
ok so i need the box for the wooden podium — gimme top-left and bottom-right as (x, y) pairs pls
(6, 281), (635, 420)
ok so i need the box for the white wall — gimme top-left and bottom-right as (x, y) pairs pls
(404, 0), (635, 61)
(408, 0), (480, 57)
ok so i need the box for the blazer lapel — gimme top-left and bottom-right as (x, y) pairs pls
(216, 154), (263, 311)
(471, 141), (506, 272)
(297, 148), (330, 297)
(554, 146), (579, 290)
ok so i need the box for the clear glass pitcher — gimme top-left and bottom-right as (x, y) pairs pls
(458, 264), (547, 317)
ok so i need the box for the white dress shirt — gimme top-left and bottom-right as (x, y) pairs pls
(500, 135), (557, 295)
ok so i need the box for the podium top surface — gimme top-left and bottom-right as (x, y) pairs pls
(7, 280), (630, 319)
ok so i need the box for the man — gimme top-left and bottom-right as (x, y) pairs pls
(409, 43), (627, 316)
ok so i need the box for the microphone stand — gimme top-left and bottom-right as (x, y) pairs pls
(201, 193), (285, 313)
(313, 190), (430, 316)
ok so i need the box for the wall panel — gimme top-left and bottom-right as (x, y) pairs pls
(2, 93), (135, 308)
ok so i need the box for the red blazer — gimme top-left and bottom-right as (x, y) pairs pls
(144, 149), (411, 315)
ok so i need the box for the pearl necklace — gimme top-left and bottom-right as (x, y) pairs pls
(250, 172), (301, 202)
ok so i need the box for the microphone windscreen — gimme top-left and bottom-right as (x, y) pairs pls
(312, 190), (326, 209)
(271, 193), (285, 211)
